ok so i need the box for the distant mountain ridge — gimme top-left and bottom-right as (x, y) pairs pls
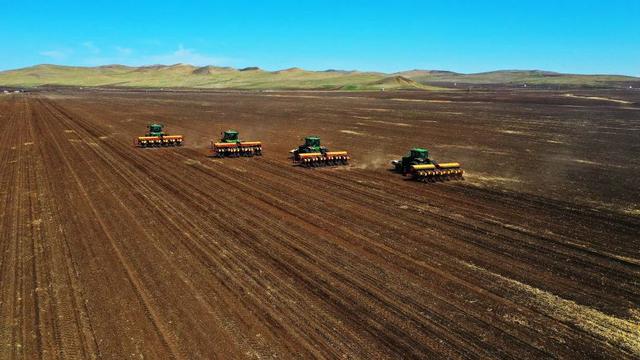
(394, 69), (639, 88)
(0, 64), (637, 90)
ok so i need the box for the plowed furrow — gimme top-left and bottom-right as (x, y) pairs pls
(40, 98), (273, 359)
(43, 97), (636, 358)
(44, 98), (425, 357)
(0, 97), (26, 359)
(177, 156), (608, 357)
(45, 96), (496, 358)
(3, 92), (637, 359)
(255, 159), (639, 308)
(40, 100), (568, 358)
(27, 99), (102, 359)
(31, 98), (184, 359)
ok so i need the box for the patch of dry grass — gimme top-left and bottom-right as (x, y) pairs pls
(463, 262), (640, 356)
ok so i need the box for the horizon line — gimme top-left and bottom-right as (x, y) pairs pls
(1, 63), (639, 78)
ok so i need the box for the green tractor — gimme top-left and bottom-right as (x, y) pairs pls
(211, 130), (262, 157)
(393, 148), (430, 173)
(294, 136), (325, 155)
(146, 123), (165, 137)
(392, 148), (463, 181)
(220, 130), (240, 143)
(291, 136), (349, 167)
(135, 123), (183, 147)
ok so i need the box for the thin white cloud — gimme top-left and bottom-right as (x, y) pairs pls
(146, 45), (229, 66)
(115, 46), (133, 56)
(80, 46), (135, 66)
(40, 50), (69, 60)
(82, 57), (130, 66)
(40, 44), (232, 68)
(82, 41), (100, 54)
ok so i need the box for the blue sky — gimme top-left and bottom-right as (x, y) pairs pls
(1, 1), (638, 75)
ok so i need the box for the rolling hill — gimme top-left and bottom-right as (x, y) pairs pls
(0, 64), (638, 90)
(395, 69), (640, 88)
(0, 64), (438, 90)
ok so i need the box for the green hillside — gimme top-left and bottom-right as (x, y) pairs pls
(0, 64), (439, 90)
(1, 64), (637, 90)
(396, 69), (640, 87)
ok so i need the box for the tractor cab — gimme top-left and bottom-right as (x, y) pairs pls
(299, 136), (325, 153)
(305, 136), (321, 149)
(146, 124), (165, 137)
(291, 135), (349, 166)
(211, 130), (262, 157)
(392, 147), (464, 180)
(221, 130), (240, 143)
(396, 148), (432, 173)
(136, 124), (183, 147)
(404, 148), (429, 163)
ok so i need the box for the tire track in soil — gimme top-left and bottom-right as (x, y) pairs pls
(237, 158), (640, 356)
(0, 96), (27, 359)
(27, 98), (101, 359)
(17, 98), (46, 359)
(39, 97), (271, 358)
(255, 160), (640, 309)
(3, 94), (638, 358)
(47, 97), (504, 358)
(0, 96), (101, 359)
(176, 156), (608, 358)
(32, 98), (186, 359)
(43, 97), (636, 358)
(43, 97), (379, 358)
(46, 94), (484, 356)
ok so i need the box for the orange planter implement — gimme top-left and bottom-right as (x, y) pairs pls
(135, 135), (183, 147)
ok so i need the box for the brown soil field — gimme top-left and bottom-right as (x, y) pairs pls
(1, 89), (639, 358)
